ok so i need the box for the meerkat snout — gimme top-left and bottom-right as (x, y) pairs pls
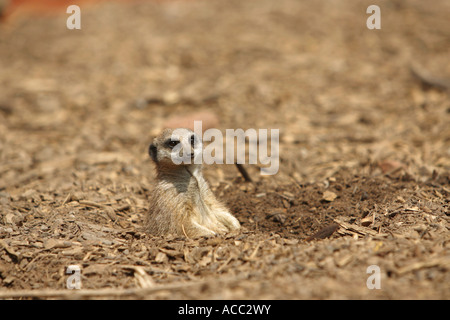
(145, 128), (241, 238)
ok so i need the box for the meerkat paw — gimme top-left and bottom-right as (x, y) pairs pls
(216, 210), (241, 231)
(186, 220), (217, 238)
(226, 215), (241, 231)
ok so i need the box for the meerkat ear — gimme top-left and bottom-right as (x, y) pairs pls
(149, 144), (158, 162)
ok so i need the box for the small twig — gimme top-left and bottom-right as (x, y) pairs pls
(217, 257), (233, 272)
(246, 241), (262, 260)
(78, 200), (106, 208)
(235, 163), (253, 183)
(0, 282), (204, 299)
(62, 193), (72, 206)
(335, 219), (370, 236)
(0, 275), (248, 299)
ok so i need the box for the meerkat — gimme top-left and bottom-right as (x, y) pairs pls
(146, 128), (241, 238)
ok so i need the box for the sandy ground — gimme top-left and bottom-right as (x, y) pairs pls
(0, 0), (449, 299)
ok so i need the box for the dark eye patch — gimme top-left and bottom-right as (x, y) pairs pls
(165, 139), (179, 149)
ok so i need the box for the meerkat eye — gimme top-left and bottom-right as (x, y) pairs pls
(166, 139), (179, 149)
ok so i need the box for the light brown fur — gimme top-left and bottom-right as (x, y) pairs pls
(146, 128), (240, 238)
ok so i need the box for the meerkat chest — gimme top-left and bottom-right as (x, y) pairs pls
(186, 174), (213, 217)
(160, 169), (213, 218)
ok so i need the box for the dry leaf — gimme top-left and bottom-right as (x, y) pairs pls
(379, 160), (404, 174)
(361, 215), (373, 227)
(323, 191), (337, 202)
(154, 252), (168, 263)
(306, 224), (339, 241)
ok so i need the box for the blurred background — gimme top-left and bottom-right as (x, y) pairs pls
(0, 0), (449, 186)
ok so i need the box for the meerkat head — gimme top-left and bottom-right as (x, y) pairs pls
(149, 128), (202, 170)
